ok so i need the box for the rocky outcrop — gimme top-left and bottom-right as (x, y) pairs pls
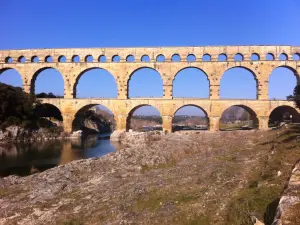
(0, 126), (67, 144)
(272, 161), (300, 225)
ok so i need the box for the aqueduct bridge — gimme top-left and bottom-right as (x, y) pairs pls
(1, 45), (299, 132)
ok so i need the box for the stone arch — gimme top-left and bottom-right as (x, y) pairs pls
(35, 103), (63, 122)
(172, 104), (209, 131)
(187, 54), (196, 62)
(31, 67), (65, 95)
(268, 105), (300, 127)
(234, 53), (244, 61)
(126, 104), (162, 131)
(126, 55), (135, 62)
(141, 55), (150, 62)
(5, 57), (13, 63)
(18, 56), (26, 63)
(58, 55), (66, 63)
(220, 66), (258, 99)
(251, 53), (260, 61)
(72, 55), (80, 63)
(268, 66), (299, 100)
(73, 67), (118, 98)
(98, 55), (107, 62)
(127, 67), (164, 98)
(266, 53), (275, 61)
(85, 55), (94, 63)
(156, 54), (165, 62)
(72, 104), (115, 132)
(45, 55), (53, 63)
(0, 68), (23, 87)
(202, 54), (211, 61)
(218, 54), (227, 61)
(293, 53), (300, 61)
(112, 55), (120, 62)
(219, 105), (259, 130)
(279, 53), (288, 61)
(31, 56), (39, 63)
(172, 66), (210, 98)
(171, 54), (181, 62)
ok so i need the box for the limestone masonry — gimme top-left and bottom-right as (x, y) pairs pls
(0, 45), (299, 132)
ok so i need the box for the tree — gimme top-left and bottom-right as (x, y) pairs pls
(287, 84), (300, 109)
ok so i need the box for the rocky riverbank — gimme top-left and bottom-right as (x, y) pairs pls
(0, 127), (300, 224)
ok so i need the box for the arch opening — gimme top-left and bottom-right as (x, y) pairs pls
(72, 55), (80, 63)
(279, 53), (288, 61)
(128, 67), (163, 98)
(268, 67), (297, 100)
(5, 57), (13, 64)
(251, 53), (260, 61)
(112, 55), (120, 63)
(18, 56), (26, 63)
(31, 56), (39, 63)
(234, 53), (244, 61)
(0, 68), (23, 88)
(34, 103), (63, 128)
(187, 54), (196, 62)
(141, 55), (150, 62)
(31, 68), (64, 97)
(45, 56), (53, 63)
(98, 55), (107, 63)
(269, 106), (300, 127)
(126, 55), (135, 62)
(156, 54), (165, 62)
(72, 104), (115, 134)
(58, 55), (66, 63)
(126, 105), (162, 132)
(172, 105), (209, 132)
(220, 105), (259, 131)
(171, 54), (181, 62)
(85, 55), (94, 63)
(74, 68), (117, 98)
(293, 53), (300, 61)
(218, 54), (227, 61)
(266, 53), (275, 61)
(220, 67), (258, 99)
(202, 54), (211, 61)
(173, 67), (209, 98)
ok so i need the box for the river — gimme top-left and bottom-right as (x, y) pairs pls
(0, 133), (122, 177)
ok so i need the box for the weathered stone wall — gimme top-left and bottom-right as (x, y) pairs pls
(0, 46), (299, 132)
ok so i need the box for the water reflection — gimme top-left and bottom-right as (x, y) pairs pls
(0, 133), (122, 177)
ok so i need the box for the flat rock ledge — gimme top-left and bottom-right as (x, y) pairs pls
(272, 161), (300, 225)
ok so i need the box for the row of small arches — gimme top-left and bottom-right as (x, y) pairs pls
(4, 52), (300, 64)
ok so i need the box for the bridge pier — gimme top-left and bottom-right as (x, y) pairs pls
(258, 116), (269, 130)
(209, 117), (220, 131)
(115, 115), (127, 131)
(162, 115), (173, 133)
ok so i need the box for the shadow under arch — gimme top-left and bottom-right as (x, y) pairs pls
(31, 67), (64, 95)
(172, 66), (210, 98)
(269, 105), (300, 127)
(220, 66), (259, 99)
(72, 104), (115, 133)
(35, 103), (63, 120)
(219, 105), (259, 131)
(127, 67), (164, 98)
(172, 104), (209, 131)
(126, 104), (162, 131)
(73, 67), (118, 98)
(0, 67), (23, 87)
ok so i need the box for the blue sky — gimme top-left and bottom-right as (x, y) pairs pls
(0, 0), (299, 116)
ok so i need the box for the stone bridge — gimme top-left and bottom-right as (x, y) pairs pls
(1, 45), (299, 132)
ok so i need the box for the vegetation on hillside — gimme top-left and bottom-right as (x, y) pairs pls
(0, 83), (61, 131)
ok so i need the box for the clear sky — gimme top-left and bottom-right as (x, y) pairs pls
(0, 0), (299, 116)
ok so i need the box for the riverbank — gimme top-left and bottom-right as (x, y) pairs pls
(1, 126), (300, 224)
